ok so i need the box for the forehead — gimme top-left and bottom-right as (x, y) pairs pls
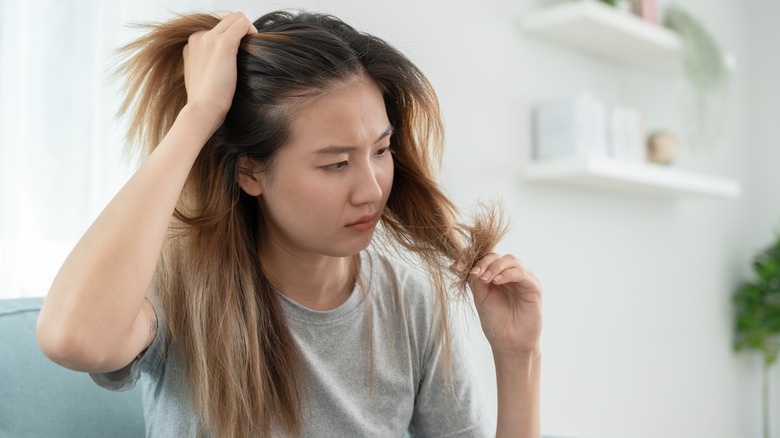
(283, 76), (390, 151)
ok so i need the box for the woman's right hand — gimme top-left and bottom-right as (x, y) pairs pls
(182, 12), (257, 130)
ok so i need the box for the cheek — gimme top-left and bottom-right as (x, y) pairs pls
(294, 175), (343, 217)
(381, 158), (395, 197)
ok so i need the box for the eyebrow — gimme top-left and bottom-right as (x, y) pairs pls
(314, 126), (394, 156)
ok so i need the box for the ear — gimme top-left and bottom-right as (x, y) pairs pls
(237, 156), (264, 196)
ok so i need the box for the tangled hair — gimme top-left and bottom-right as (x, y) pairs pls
(117, 10), (506, 437)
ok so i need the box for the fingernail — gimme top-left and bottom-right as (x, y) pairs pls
(470, 267), (481, 276)
(480, 270), (492, 281)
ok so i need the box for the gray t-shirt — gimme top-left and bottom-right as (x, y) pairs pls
(90, 249), (489, 437)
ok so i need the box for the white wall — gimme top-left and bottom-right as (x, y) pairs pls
(3, 0), (778, 436)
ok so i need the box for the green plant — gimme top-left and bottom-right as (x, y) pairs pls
(734, 234), (780, 364)
(733, 233), (780, 438)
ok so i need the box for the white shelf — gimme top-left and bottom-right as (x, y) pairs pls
(523, 0), (683, 74)
(524, 157), (741, 199)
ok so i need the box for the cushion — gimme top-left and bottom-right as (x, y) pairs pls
(0, 297), (144, 437)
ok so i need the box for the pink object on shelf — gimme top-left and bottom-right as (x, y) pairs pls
(639, 0), (659, 24)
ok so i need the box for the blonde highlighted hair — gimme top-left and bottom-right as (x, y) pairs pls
(118, 10), (505, 437)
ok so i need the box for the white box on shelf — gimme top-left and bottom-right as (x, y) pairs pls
(532, 91), (609, 160)
(609, 105), (644, 162)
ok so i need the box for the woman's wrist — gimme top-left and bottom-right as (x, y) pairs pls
(492, 345), (542, 370)
(150, 103), (222, 164)
(179, 102), (226, 140)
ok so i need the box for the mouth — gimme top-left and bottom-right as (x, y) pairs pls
(346, 214), (379, 231)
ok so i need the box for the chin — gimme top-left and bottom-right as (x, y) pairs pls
(327, 233), (375, 258)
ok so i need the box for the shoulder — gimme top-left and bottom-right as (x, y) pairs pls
(362, 246), (436, 313)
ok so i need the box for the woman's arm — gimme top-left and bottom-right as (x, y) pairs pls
(467, 254), (544, 438)
(494, 348), (542, 437)
(37, 12), (256, 374)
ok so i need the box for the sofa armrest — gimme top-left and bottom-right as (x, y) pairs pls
(0, 297), (145, 438)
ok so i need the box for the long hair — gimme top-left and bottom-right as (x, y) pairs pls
(117, 10), (506, 437)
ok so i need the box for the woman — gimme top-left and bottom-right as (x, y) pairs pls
(37, 10), (542, 437)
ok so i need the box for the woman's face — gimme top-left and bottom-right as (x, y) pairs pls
(250, 76), (394, 258)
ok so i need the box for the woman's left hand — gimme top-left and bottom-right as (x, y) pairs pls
(468, 253), (543, 356)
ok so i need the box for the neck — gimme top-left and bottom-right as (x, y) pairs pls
(260, 241), (357, 312)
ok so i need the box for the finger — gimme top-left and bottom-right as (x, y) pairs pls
(468, 252), (501, 281)
(223, 15), (256, 41)
(490, 265), (537, 287)
(467, 273), (490, 305)
(477, 254), (522, 284)
(187, 30), (205, 47)
(212, 12), (247, 34)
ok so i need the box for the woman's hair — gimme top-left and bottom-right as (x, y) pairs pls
(118, 10), (505, 437)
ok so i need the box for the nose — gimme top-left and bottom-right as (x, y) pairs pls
(349, 161), (385, 206)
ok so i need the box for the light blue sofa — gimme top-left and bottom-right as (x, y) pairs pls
(0, 297), (144, 438)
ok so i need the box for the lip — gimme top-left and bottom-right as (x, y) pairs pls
(346, 214), (378, 231)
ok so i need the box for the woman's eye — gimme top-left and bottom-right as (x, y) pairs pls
(377, 147), (392, 157)
(325, 161), (348, 171)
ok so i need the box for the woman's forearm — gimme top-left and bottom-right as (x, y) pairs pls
(494, 347), (542, 438)
(38, 103), (219, 370)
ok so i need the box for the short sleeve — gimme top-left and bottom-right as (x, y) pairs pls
(408, 332), (491, 437)
(89, 295), (167, 392)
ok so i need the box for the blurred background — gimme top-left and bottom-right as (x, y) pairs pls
(1, 0), (778, 437)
